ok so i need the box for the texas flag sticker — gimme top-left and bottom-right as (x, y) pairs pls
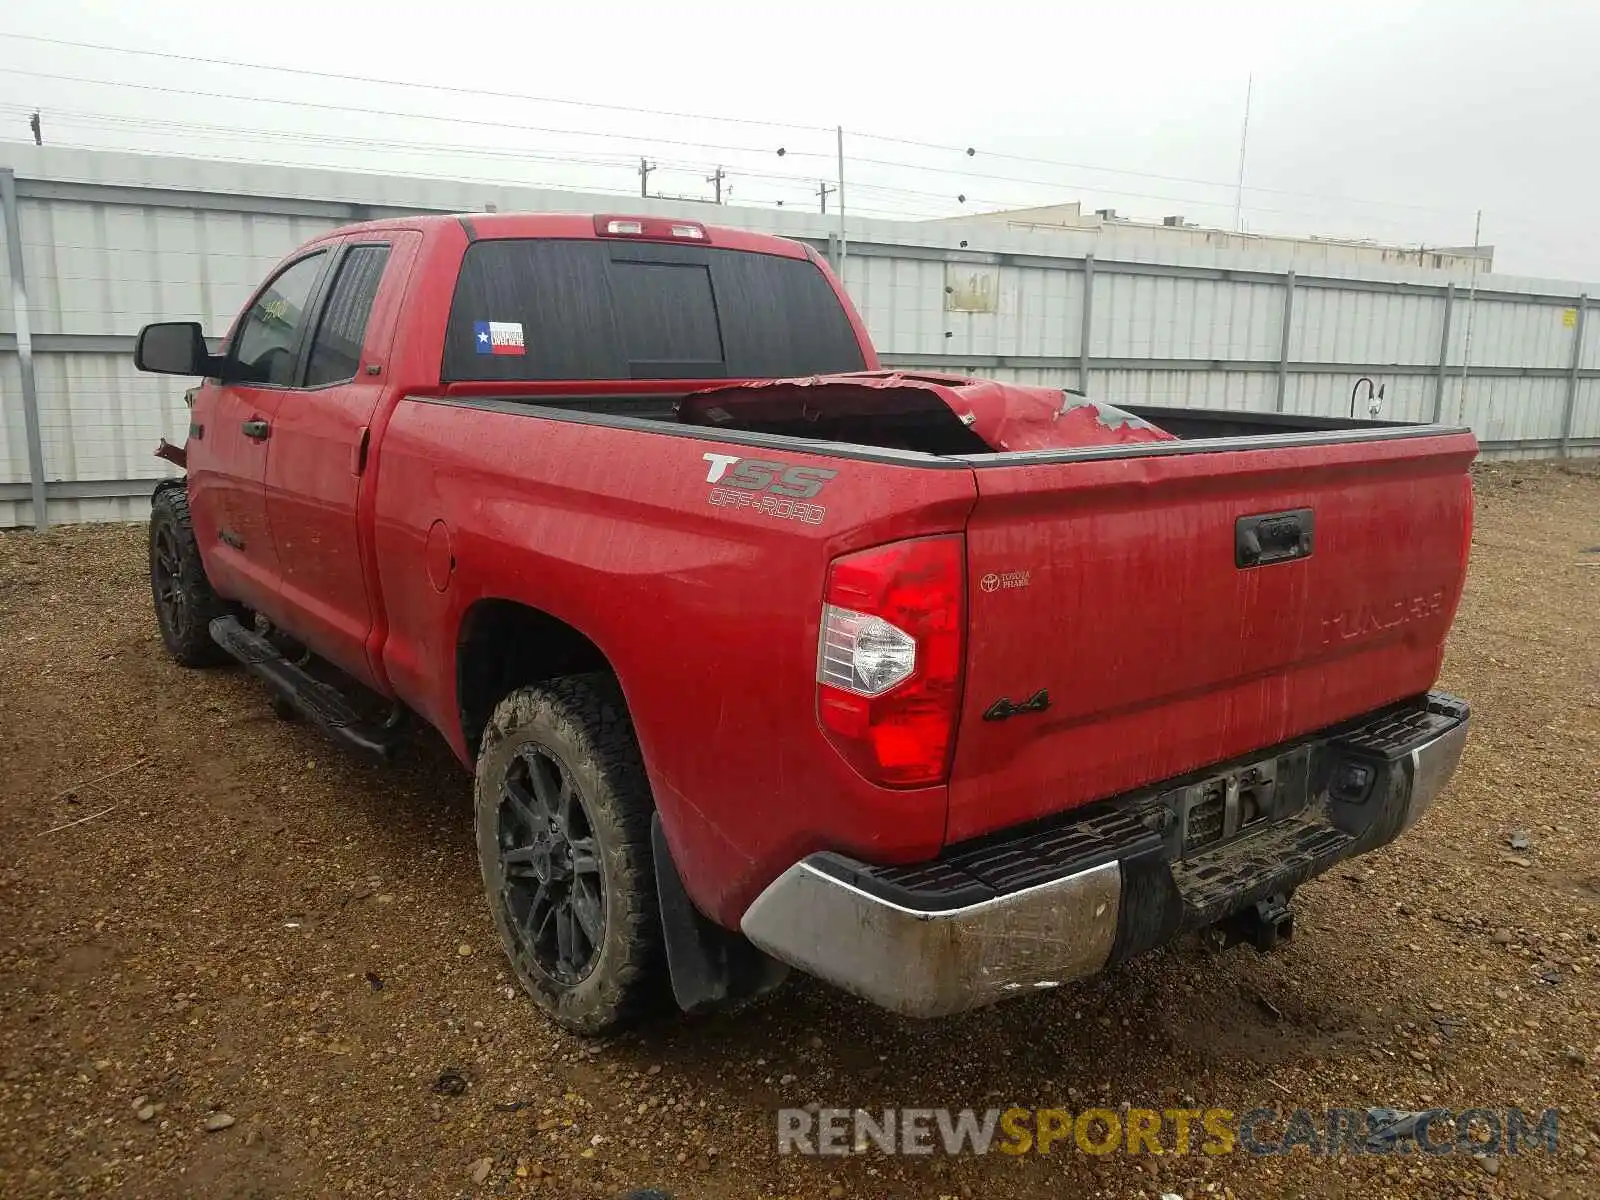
(473, 320), (525, 356)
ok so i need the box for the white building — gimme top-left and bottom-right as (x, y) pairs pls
(927, 203), (1494, 276)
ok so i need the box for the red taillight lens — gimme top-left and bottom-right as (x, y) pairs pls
(816, 535), (965, 788)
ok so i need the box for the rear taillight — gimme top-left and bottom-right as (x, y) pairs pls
(593, 214), (711, 243)
(816, 536), (965, 788)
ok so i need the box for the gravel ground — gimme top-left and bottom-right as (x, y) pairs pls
(1, 460), (1596, 1200)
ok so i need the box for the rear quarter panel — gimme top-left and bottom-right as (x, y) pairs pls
(371, 400), (976, 926)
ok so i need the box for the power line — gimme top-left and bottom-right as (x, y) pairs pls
(9, 108), (1522, 247)
(0, 103), (1017, 215)
(0, 108), (963, 221)
(0, 29), (1474, 220)
(1, 66), (834, 162)
(0, 30), (833, 137)
(0, 74), (1427, 230)
(0, 102), (672, 169)
(0, 67), (1486, 236)
(845, 131), (1469, 218)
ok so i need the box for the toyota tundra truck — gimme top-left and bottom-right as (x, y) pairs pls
(133, 212), (1475, 1034)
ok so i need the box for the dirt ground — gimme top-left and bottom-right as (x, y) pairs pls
(1, 460), (1597, 1200)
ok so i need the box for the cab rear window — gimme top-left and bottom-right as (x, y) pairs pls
(442, 239), (866, 382)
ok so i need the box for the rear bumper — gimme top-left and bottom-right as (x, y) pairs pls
(740, 692), (1468, 1018)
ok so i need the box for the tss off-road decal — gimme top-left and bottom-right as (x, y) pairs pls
(701, 453), (837, 526)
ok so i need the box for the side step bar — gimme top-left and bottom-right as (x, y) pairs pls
(208, 616), (406, 762)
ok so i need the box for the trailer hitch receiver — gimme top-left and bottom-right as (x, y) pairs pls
(1215, 892), (1295, 953)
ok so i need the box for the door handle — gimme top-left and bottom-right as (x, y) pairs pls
(241, 418), (271, 442)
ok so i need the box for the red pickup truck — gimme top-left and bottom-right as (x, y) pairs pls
(135, 213), (1475, 1034)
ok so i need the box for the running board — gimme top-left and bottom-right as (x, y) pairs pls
(208, 616), (406, 762)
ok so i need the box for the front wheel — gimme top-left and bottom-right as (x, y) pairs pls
(148, 485), (230, 668)
(474, 675), (667, 1035)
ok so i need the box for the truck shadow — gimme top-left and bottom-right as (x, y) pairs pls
(337, 718), (1390, 1090)
(629, 942), (1380, 1102)
(276, 699), (1402, 1146)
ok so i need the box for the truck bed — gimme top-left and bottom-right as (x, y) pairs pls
(430, 371), (1456, 462)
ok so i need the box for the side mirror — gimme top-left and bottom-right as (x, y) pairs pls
(134, 322), (218, 376)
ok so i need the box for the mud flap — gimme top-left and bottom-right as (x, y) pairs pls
(650, 815), (789, 1014)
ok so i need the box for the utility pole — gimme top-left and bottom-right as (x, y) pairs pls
(706, 166), (726, 204)
(29, 110), (42, 146)
(1456, 207), (1483, 423)
(1233, 74), (1252, 233)
(836, 125), (847, 276)
(817, 180), (835, 214)
(638, 157), (656, 198)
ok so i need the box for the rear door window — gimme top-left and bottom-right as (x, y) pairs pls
(305, 244), (392, 387)
(442, 239), (864, 382)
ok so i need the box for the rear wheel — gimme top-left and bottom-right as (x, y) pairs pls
(474, 675), (666, 1035)
(149, 485), (230, 668)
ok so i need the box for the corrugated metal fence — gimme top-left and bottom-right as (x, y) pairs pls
(3, 144), (1598, 529)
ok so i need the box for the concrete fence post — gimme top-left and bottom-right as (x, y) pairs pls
(1, 167), (47, 531)
(1560, 295), (1587, 457)
(1078, 254), (1095, 393)
(1432, 285), (1455, 424)
(1275, 270), (1295, 412)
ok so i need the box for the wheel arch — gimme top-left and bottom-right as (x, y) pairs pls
(455, 598), (619, 759)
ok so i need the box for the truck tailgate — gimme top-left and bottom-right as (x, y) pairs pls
(947, 430), (1476, 843)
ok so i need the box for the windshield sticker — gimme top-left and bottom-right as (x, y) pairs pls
(473, 321), (525, 356)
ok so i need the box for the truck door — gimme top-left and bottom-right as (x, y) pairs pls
(262, 232), (420, 689)
(187, 248), (335, 616)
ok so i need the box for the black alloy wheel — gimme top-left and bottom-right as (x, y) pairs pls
(147, 484), (230, 667)
(496, 741), (607, 985)
(473, 677), (666, 1035)
(151, 521), (188, 638)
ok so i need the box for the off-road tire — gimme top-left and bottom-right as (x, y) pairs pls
(474, 675), (667, 1035)
(148, 485), (230, 668)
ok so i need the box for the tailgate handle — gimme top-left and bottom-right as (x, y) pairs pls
(1236, 508), (1314, 568)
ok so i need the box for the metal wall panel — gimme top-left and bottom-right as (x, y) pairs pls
(0, 202), (13, 334)
(997, 264), (1086, 359)
(1090, 368), (1278, 412)
(1449, 296), (1573, 369)
(1288, 288), (1444, 366)
(1092, 274), (1282, 361)
(33, 352), (187, 483)
(852, 260), (1090, 361)
(18, 197), (340, 337)
(1580, 306), (1600, 372)
(0, 494), (151, 527)
(1, 355), (25, 484)
(973, 366), (1066, 388)
(845, 256), (949, 357)
(1568, 378), (1600, 439)
(1450, 376), (1568, 442)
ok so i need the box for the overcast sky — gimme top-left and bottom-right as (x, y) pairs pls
(1, 0), (1597, 280)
